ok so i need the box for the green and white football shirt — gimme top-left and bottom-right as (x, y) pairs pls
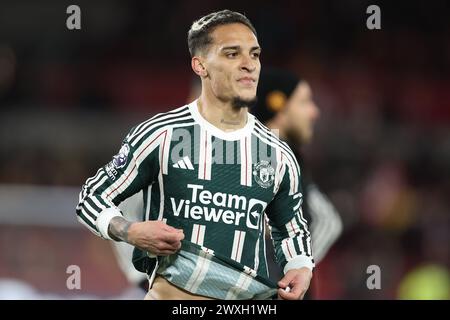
(77, 100), (314, 299)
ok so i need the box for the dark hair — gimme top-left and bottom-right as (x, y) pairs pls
(251, 67), (301, 123)
(187, 10), (257, 57)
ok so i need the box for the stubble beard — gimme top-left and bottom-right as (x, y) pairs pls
(231, 96), (258, 109)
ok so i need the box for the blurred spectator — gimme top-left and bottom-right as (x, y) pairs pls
(0, 0), (449, 299)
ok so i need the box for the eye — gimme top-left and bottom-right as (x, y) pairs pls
(252, 52), (261, 59)
(226, 52), (238, 58)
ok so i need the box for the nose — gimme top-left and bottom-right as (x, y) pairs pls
(240, 54), (257, 73)
(312, 102), (320, 119)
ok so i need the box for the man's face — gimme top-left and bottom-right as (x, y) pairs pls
(202, 23), (261, 105)
(283, 81), (320, 144)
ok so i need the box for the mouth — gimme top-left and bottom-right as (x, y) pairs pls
(237, 77), (256, 87)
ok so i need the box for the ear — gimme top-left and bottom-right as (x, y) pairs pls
(191, 57), (208, 78)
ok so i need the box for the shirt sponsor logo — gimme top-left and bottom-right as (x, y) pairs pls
(170, 184), (266, 229)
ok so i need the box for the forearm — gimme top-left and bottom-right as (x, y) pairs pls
(271, 226), (315, 272)
(76, 140), (153, 239)
(108, 215), (133, 242)
(77, 181), (129, 239)
(107, 218), (185, 256)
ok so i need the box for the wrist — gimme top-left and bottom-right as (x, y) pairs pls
(283, 255), (315, 274)
(107, 215), (134, 243)
(96, 208), (122, 240)
(124, 221), (139, 245)
(297, 267), (313, 278)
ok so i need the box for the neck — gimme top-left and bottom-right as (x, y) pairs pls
(266, 119), (301, 150)
(266, 119), (287, 140)
(197, 92), (248, 132)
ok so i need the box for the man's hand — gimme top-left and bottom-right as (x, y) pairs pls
(277, 267), (313, 300)
(108, 216), (184, 256)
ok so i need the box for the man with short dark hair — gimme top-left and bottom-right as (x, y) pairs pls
(77, 10), (314, 300)
(252, 68), (343, 289)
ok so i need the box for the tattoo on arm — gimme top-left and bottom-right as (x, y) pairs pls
(108, 216), (132, 242)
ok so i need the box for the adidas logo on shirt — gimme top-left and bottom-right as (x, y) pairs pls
(173, 156), (194, 170)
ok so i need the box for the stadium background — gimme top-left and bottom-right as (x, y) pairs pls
(0, 0), (449, 299)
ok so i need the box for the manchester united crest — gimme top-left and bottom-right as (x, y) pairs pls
(253, 160), (275, 188)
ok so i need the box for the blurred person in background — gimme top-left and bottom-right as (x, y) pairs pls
(76, 10), (314, 300)
(251, 68), (343, 294)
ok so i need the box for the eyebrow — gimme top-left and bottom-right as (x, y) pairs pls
(221, 45), (261, 52)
